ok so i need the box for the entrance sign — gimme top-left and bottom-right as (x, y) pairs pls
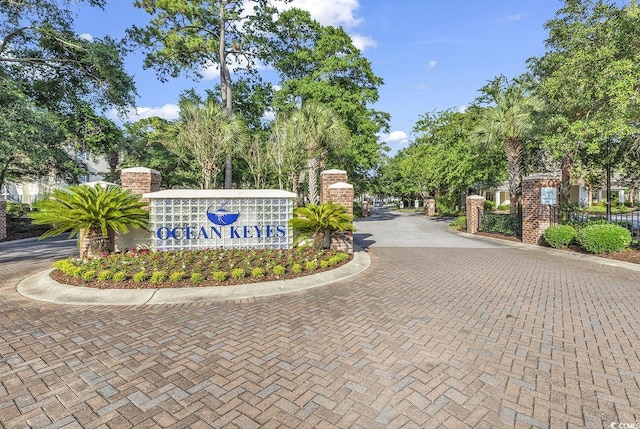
(143, 189), (296, 251)
(540, 187), (557, 205)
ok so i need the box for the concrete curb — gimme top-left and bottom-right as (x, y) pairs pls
(452, 226), (640, 273)
(16, 248), (372, 306)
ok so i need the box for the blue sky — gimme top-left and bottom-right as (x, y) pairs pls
(73, 0), (563, 155)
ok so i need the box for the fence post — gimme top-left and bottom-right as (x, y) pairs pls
(466, 195), (485, 234)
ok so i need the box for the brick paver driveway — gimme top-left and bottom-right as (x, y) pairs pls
(2, 211), (640, 428)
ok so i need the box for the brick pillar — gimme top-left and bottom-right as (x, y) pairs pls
(522, 174), (560, 245)
(466, 195), (485, 234)
(424, 198), (436, 216)
(116, 167), (161, 253)
(120, 167), (161, 198)
(327, 182), (354, 253)
(321, 170), (353, 253)
(0, 200), (6, 240)
(321, 169), (348, 205)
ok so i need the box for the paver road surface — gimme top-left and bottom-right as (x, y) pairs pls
(1, 211), (640, 428)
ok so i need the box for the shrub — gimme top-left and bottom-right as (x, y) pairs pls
(480, 213), (521, 236)
(150, 271), (167, 284)
(81, 269), (96, 281)
(133, 271), (148, 283)
(112, 271), (128, 282)
(190, 272), (205, 284)
(305, 261), (319, 271)
(54, 259), (78, 276)
(543, 225), (577, 248)
(484, 200), (495, 211)
(496, 204), (510, 211)
(577, 223), (631, 253)
(251, 267), (265, 278)
(97, 270), (114, 281)
(292, 263), (303, 274)
(169, 271), (186, 282)
(328, 256), (340, 266)
(230, 268), (246, 279)
(212, 271), (229, 282)
(273, 265), (286, 276)
(450, 216), (467, 231)
(320, 260), (329, 269)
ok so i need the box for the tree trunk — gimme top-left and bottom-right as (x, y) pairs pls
(560, 156), (573, 207)
(108, 151), (119, 183)
(219, 1), (233, 189)
(505, 139), (523, 217)
(82, 226), (112, 258)
(322, 228), (332, 249)
(0, 156), (14, 193)
(307, 157), (320, 204)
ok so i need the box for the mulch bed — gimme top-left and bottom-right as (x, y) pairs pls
(473, 230), (640, 264)
(49, 258), (352, 290)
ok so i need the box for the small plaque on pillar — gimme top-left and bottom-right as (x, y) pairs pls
(540, 187), (557, 205)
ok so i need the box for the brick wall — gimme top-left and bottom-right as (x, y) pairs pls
(522, 175), (560, 245)
(466, 196), (485, 234)
(0, 200), (6, 240)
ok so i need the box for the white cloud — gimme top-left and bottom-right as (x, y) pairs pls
(457, 105), (468, 113)
(107, 104), (180, 122)
(427, 60), (437, 69)
(349, 33), (377, 52)
(79, 33), (94, 42)
(414, 83), (429, 91)
(287, 0), (361, 28)
(262, 109), (276, 122)
(379, 130), (409, 144)
(501, 14), (523, 22)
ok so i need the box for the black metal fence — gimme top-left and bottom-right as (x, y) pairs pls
(550, 206), (640, 239)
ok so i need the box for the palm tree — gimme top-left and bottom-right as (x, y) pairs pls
(30, 185), (149, 258)
(289, 202), (355, 249)
(168, 99), (248, 189)
(288, 102), (350, 204)
(267, 113), (307, 192)
(472, 85), (541, 216)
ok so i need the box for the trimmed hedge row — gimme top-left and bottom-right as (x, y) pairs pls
(544, 223), (631, 253)
(479, 213), (521, 237)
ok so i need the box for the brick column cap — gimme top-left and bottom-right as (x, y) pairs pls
(321, 169), (347, 176)
(328, 182), (353, 189)
(466, 195), (485, 200)
(523, 173), (560, 181)
(122, 167), (161, 175)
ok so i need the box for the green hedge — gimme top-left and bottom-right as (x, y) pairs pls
(543, 225), (577, 248)
(576, 223), (631, 253)
(479, 213), (521, 237)
(450, 216), (467, 230)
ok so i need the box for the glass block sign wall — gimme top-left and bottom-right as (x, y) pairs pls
(144, 190), (297, 251)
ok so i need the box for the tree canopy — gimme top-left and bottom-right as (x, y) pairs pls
(0, 0), (136, 192)
(266, 9), (390, 191)
(528, 0), (640, 204)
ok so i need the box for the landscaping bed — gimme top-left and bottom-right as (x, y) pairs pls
(50, 247), (352, 289)
(475, 230), (640, 264)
